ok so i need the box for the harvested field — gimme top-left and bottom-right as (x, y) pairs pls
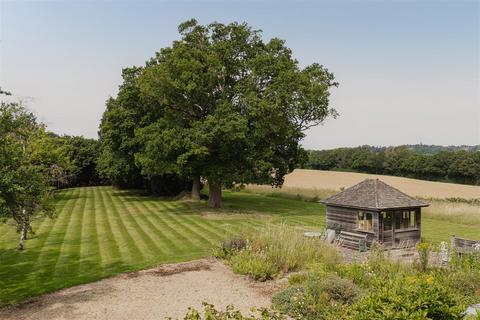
(0, 259), (272, 320)
(284, 169), (480, 199)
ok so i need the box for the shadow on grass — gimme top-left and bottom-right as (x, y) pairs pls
(109, 188), (325, 218)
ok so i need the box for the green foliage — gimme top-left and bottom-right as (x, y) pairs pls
(305, 146), (480, 185)
(416, 242), (433, 272)
(0, 101), (56, 249)
(61, 135), (102, 186)
(272, 275), (360, 320)
(213, 234), (247, 259)
(97, 67), (146, 188)
(273, 247), (473, 320)
(181, 303), (285, 320)
(319, 274), (362, 304)
(230, 250), (277, 281)
(451, 251), (480, 271)
(224, 224), (341, 280)
(443, 269), (480, 303)
(351, 275), (466, 320)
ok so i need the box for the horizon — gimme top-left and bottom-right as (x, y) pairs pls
(1, 1), (479, 148)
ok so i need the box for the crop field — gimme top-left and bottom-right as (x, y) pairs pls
(285, 169), (480, 199)
(1, 184), (479, 306)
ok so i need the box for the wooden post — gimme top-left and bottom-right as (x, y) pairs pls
(451, 235), (456, 251)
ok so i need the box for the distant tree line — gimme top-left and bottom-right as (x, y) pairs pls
(305, 146), (480, 185)
(400, 144), (480, 155)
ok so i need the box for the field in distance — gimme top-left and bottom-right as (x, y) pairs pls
(284, 169), (480, 199)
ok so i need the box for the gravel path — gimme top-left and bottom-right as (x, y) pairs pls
(0, 259), (272, 320)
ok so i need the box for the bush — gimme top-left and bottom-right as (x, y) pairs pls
(351, 275), (466, 320)
(443, 269), (480, 303)
(180, 302), (285, 320)
(272, 275), (361, 319)
(272, 285), (306, 317)
(213, 234), (247, 259)
(230, 250), (277, 281)
(319, 274), (362, 304)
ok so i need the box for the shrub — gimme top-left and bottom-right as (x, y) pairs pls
(351, 275), (466, 320)
(180, 302), (285, 320)
(443, 269), (480, 303)
(319, 274), (362, 304)
(213, 234), (247, 259)
(230, 250), (277, 281)
(272, 285), (307, 317)
(272, 275), (361, 319)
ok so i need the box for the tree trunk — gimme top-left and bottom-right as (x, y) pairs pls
(191, 175), (201, 200)
(18, 224), (27, 251)
(208, 183), (222, 208)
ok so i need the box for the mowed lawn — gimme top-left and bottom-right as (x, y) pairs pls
(0, 186), (478, 305)
(0, 186), (325, 305)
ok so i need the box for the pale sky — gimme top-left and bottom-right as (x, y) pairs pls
(1, 1), (479, 149)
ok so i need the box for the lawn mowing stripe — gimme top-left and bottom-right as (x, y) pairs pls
(97, 187), (140, 266)
(0, 189), (73, 300)
(110, 192), (166, 260)
(123, 195), (179, 255)
(101, 188), (145, 264)
(94, 187), (124, 275)
(148, 200), (215, 246)
(223, 219), (265, 235)
(161, 202), (226, 244)
(175, 203), (241, 239)
(78, 187), (102, 277)
(52, 187), (88, 280)
(133, 198), (203, 253)
(140, 198), (205, 250)
(146, 200), (212, 250)
(23, 188), (82, 297)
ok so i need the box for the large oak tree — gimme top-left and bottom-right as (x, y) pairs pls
(134, 19), (338, 207)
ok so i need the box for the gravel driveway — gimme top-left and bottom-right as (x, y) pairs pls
(0, 259), (272, 320)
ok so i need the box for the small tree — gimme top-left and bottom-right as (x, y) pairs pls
(0, 101), (55, 250)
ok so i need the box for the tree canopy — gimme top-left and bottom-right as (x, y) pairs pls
(99, 19), (338, 207)
(0, 102), (56, 249)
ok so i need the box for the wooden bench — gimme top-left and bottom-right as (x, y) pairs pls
(338, 231), (368, 251)
(451, 236), (480, 254)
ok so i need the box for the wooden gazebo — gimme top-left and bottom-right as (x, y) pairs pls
(321, 179), (429, 248)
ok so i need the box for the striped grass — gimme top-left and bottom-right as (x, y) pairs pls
(0, 186), (477, 306)
(0, 186), (325, 305)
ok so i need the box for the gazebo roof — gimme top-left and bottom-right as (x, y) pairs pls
(322, 179), (429, 210)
